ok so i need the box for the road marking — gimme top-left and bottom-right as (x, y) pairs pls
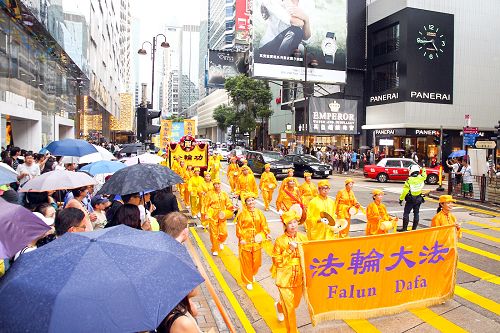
(454, 285), (500, 316)
(460, 229), (500, 243)
(409, 308), (468, 333)
(457, 262), (500, 285)
(190, 227), (256, 333)
(466, 221), (500, 231)
(458, 243), (500, 261)
(344, 320), (381, 332)
(425, 197), (499, 217)
(492, 219), (500, 223)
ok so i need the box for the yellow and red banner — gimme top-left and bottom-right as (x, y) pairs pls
(168, 144), (208, 169)
(159, 119), (172, 149)
(184, 119), (196, 136)
(299, 225), (457, 324)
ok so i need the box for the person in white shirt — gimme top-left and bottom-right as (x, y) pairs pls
(17, 152), (40, 187)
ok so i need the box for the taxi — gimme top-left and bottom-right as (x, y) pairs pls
(363, 158), (442, 184)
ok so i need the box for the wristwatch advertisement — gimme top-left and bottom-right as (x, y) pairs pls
(321, 32), (338, 65)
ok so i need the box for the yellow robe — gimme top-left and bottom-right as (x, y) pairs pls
(299, 181), (318, 208)
(431, 211), (462, 238)
(271, 231), (308, 333)
(259, 171), (278, 210)
(187, 175), (205, 216)
(236, 173), (258, 197)
(208, 155), (221, 180)
(276, 186), (301, 212)
(227, 162), (239, 192)
(306, 196), (337, 240)
(365, 202), (390, 235)
(200, 180), (215, 228)
(279, 177), (299, 192)
(178, 166), (190, 206)
(206, 190), (234, 252)
(335, 189), (359, 238)
(236, 208), (270, 285)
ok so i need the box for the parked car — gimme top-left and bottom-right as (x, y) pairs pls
(363, 158), (442, 184)
(282, 154), (332, 178)
(227, 148), (247, 166)
(246, 150), (293, 177)
(215, 147), (230, 159)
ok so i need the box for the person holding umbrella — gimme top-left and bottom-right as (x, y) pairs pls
(334, 178), (360, 238)
(187, 167), (205, 219)
(259, 163), (278, 211)
(205, 179), (234, 256)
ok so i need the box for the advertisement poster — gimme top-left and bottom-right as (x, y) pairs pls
(207, 50), (246, 87)
(308, 98), (358, 135)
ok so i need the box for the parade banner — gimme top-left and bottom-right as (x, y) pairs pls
(299, 225), (457, 324)
(184, 119), (196, 136)
(159, 119), (172, 149)
(168, 144), (208, 169)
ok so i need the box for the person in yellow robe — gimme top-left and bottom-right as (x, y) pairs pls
(276, 177), (302, 213)
(236, 192), (271, 290)
(305, 180), (338, 240)
(431, 195), (462, 238)
(208, 153), (222, 181)
(259, 163), (278, 211)
(366, 189), (397, 235)
(187, 167), (205, 218)
(200, 172), (215, 229)
(279, 168), (299, 192)
(205, 179), (235, 255)
(235, 166), (258, 198)
(227, 157), (239, 193)
(271, 210), (308, 333)
(299, 171), (318, 208)
(334, 178), (360, 238)
(178, 160), (190, 208)
(238, 158), (254, 176)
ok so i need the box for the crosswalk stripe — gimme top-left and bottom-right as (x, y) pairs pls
(458, 243), (500, 261)
(461, 229), (500, 243)
(344, 319), (381, 332)
(190, 228), (256, 333)
(466, 221), (500, 231)
(457, 262), (500, 285)
(454, 285), (500, 316)
(410, 308), (468, 333)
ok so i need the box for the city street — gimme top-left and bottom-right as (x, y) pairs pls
(188, 163), (500, 332)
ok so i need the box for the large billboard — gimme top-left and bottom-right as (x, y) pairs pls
(207, 50), (246, 87)
(235, 0), (250, 44)
(251, 0), (347, 84)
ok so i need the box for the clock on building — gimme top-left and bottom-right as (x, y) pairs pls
(416, 24), (446, 60)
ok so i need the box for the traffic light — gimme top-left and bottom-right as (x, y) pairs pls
(442, 133), (449, 145)
(137, 106), (161, 142)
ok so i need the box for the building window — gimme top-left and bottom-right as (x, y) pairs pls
(372, 61), (399, 93)
(373, 24), (400, 57)
(225, 6), (234, 17)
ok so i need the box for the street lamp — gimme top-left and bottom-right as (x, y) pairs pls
(138, 34), (170, 108)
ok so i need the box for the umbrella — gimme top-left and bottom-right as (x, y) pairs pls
(19, 170), (97, 192)
(119, 143), (143, 155)
(79, 160), (126, 176)
(123, 153), (164, 166)
(46, 139), (98, 157)
(78, 145), (116, 164)
(97, 163), (183, 195)
(0, 225), (203, 332)
(0, 162), (18, 185)
(449, 150), (467, 158)
(0, 198), (50, 259)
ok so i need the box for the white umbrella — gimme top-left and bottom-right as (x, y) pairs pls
(61, 145), (116, 164)
(19, 170), (97, 192)
(123, 153), (164, 166)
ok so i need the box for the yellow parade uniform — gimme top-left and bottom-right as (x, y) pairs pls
(365, 202), (390, 236)
(208, 155), (222, 180)
(200, 180), (215, 228)
(227, 162), (239, 193)
(299, 181), (318, 208)
(271, 231), (308, 333)
(431, 211), (462, 238)
(236, 173), (258, 197)
(235, 208), (271, 285)
(305, 195), (337, 240)
(334, 188), (359, 238)
(260, 170), (278, 210)
(177, 165), (190, 206)
(278, 177), (299, 192)
(206, 190), (234, 252)
(187, 174), (205, 216)
(276, 185), (301, 212)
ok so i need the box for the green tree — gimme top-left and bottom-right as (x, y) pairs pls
(213, 104), (237, 142)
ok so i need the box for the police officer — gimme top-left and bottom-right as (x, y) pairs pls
(398, 164), (426, 231)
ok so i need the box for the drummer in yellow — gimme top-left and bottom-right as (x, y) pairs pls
(187, 167), (205, 218)
(305, 180), (337, 240)
(205, 179), (235, 255)
(279, 168), (299, 192)
(227, 157), (239, 193)
(236, 166), (258, 198)
(236, 192), (272, 290)
(431, 195), (462, 238)
(271, 210), (308, 333)
(259, 163), (278, 211)
(276, 176), (302, 213)
(366, 189), (397, 235)
(334, 178), (360, 238)
(299, 171), (318, 208)
(208, 152), (222, 181)
(200, 172), (215, 229)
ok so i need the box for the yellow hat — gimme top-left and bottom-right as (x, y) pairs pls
(439, 195), (456, 204)
(194, 167), (201, 172)
(264, 163), (271, 169)
(241, 192), (257, 204)
(212, 178), (221, 184)
(281, 210), (300, 225)
(287, 168), (294, 173)
(304, 171), (312, 177)
(283, 176), (296, 184)
(318, 180), (330, 188)
(372, 189), (384, 196)
(345, 178), (354, 185)
(241, 165), (250, 171)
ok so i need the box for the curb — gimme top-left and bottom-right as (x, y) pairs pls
(427, 192), (500, 215)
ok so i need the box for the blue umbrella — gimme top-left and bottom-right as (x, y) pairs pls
(0, 162), (17, 185)
(79, 160), (126, 176)
(0, 225), (203, 332)
(46, 138), (98, 157)
(449, 150), (467, 158)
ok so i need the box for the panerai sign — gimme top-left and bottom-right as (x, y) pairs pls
(369, 92), (399, 104)
(414, 129), (440, 136)
(308, 98), (358, 135)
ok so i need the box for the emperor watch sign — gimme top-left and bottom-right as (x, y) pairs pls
(308, 98), (358, 135)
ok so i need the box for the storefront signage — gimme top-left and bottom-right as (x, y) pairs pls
(463, 127), (479, 134)
(374, 129), (406, 136)
(412, 129), (440, 136)
(409, 91), (451, 102)
(379, 139), (394, 146)
(475, 141), (496, 149)
(369, 92), (399, 104)
(308, 98), (358, 135)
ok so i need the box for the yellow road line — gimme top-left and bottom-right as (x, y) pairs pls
(455, 285), (500, 316)
(492, 219), (500, 223)
(457, 262), (500, 285)
(410, 308), (468, 333)
(461, 229), (500, 243)
(466, 221), (500, 231)
(190, 228), (256, 333)
(426, 197), (499, 217)
(458, 243), (500, 261)
(344, 319), (381, 332)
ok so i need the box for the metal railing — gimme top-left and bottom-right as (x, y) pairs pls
(447, 172), (500, 204)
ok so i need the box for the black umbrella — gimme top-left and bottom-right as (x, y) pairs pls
(97, 163), (183, 195)
(119, 143), (143, 155)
